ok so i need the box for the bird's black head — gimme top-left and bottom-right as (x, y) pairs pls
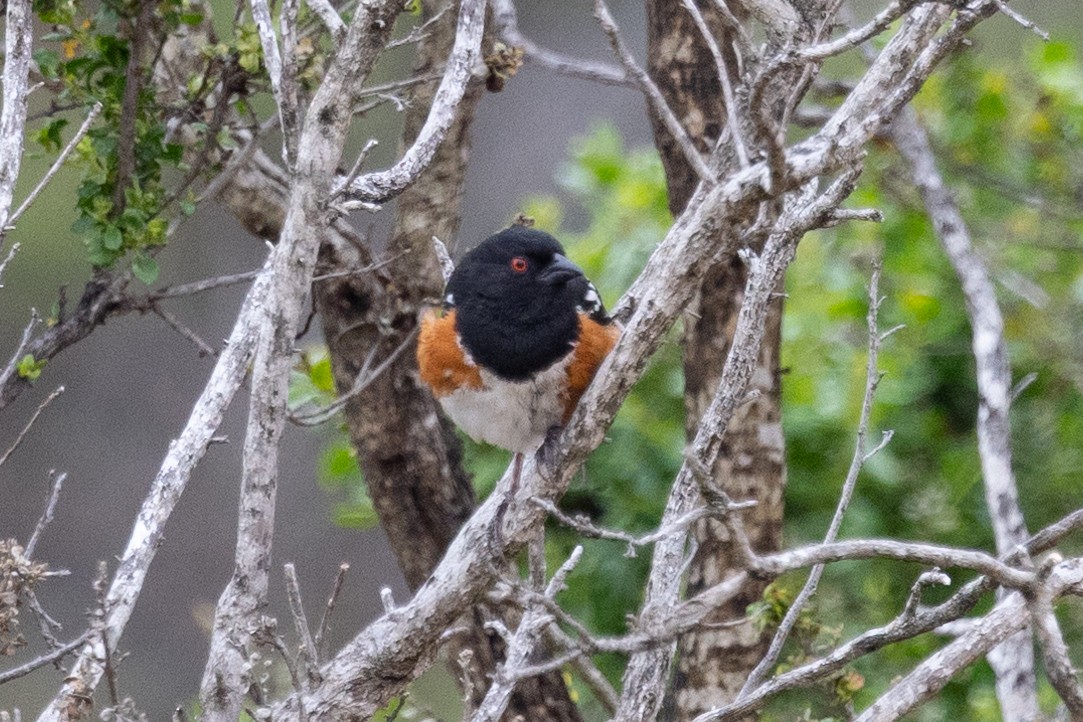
(445, 226), (594, 380)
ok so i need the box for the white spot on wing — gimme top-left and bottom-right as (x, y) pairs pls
(577, 282), (603, 316)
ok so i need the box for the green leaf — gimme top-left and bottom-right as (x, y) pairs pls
(36, 118), (69, 153)
(16, 354), (46, 381)
(102, 225), (123, 250)
(131, 254), (159, 285)
(32, 49), (61, 79)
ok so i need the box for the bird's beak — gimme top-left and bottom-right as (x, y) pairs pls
(539, 254), (584, 285)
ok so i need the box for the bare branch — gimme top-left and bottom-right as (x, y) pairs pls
(533, 497), (713, 557)
(1029, 560), (1083, 715)
(36, 259), (273, 722)
(679, 0), (749, 167)
(151, 306), (218, 358)
(304, 0), (346, 42)
(0, 386), (65, 468)
(249, 0), (290, 163)
(890, 104), (1037, 719)
(7, 103), (102, 231)
(0, 310), (39, 402)
(284, 563), (322, 689)
(798, 0), (924, 62)
(268, 6), (1006, 716)
(288, 327), (417, 426)
(755, 538), (1033, 591)
(616, 179), (829, 722)
(992, 0), (1049, 40)
(490, 0), (634, 87)
(431, 236), (455, 285)
(24, 470), (67, 560)
(739, 261), (893, 698)
(279, 0), (302, 165)
(385, 3), (452, 49)
(544, 624), (619, 714)
(696, 576), (993, 721)
(200, 1), (404, 717)
(593, 0), (714, 185)
(0, 243), (17, 287)
(314, 562), (349, 662)
(469, 544), (583, 722)
(343, 0), (485, 202)
(901, 568), (951, 618)
(0, 630), (92, 686)
(332, 138), (379, 204)
(853, 559), (1083, 722)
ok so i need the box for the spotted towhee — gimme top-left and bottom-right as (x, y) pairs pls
(418, 225), (619, 490)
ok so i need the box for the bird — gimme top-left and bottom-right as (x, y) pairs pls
(417, 225), (619, 514)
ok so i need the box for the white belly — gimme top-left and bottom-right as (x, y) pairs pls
(439, 357), (570, 454)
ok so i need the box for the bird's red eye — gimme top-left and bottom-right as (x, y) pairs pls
(510, 257), (528, 273)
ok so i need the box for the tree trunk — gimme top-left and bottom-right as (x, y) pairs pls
(643, 1), (786, 717)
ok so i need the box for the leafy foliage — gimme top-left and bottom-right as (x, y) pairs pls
(27, 0), (284, 284)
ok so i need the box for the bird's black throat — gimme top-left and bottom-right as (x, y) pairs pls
(454, 298), (580, 381)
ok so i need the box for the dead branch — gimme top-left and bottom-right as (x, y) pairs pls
(490, 0), (633, 87)
(0, 387), (65, 468)
(853, 558), (1083, 722)
(890, 104), (1038, 719)
(24, 471), (67, 560)
(35, 258), (273, 722)
(739, 261), (893, 697)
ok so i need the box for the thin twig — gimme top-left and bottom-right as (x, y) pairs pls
(0, 386), (65, 468)
(532, 497), (714, 557)
(24, 470), (67, 559)
(489, 0), (634, 87)
(8, 103), (102, 229)
(544, 624), (619, 714)
(331, 139), (379, 203)
(900, 568), (951, 618)
(0, 311), (40, 398)
(0, 630), (92, 685)
(0, 242), (18, 286)
(992, 0), (1049, 40)
(314, 562), (349, 662)
(798, 0), (925, 62)
(385, 4), (452, 49)
(283, 563), (321, 688)
(593, 0), (714, 184)
(249, 0), (287, 162)
(152, 306), (218, 358)
(289, 328), (418, 426)
(739, 261), (893, 698)
(679, 0), (749, 167)
(150, 269), (262, 299)
(24, 589), (62, 649)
